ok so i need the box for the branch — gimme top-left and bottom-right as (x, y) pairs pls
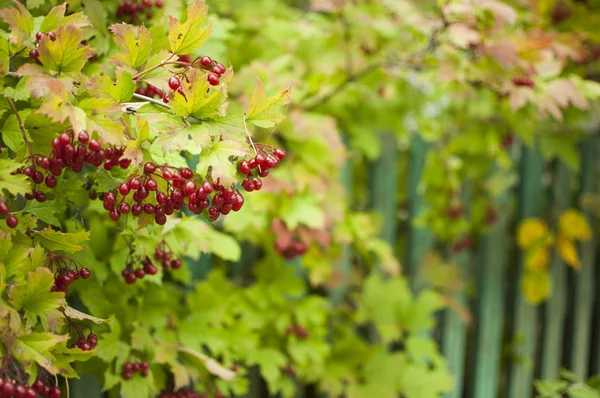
(131, 93), (172, 109)
(7, 97), (35, 163)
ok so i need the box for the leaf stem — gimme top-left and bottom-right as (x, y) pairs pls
(132, 93), (172, 109)
(7, 97), (35, 165)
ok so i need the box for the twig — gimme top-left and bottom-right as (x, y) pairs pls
(132, 93), (172, 109)
(7, 97), (35, 163)
(120, 116), (133, 140)
(242, 114), (258, 155)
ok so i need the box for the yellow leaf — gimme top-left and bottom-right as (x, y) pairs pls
(559, 209), (592, 242)
(520, 270), (551, 305)
(517, 218), (550, 248)
(168, 0), (211, 55)
(557, 235), (580, 270)
(525, 246), (549, 271)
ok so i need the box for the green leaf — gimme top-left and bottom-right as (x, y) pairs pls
(8, 268), (64, 328)
(37, 24), (92, 74)
(245, 79), (291, 128)
(170, 68), (229, 119)
(0, 158), (31, 196)
(0, 1), (34, 47)
(3, 76), (31, 101)
(535, 379), (569, 397)
(40, 3), (90, 32)
(13, 333), (68, 375)
(568, 385), (600, 398)
(22, 200), (66, 227)
(196, 141), (247, 187)
(169, 217), (241, 261)
(279, 192), (325, 230)
(168, 0), (212, 55)
(109, 23), (153, 68)
(33, 229), (90, 253)
(246, 348), (287, 387)
(120, 374), (153, 398)
(62, 306), (113, 324)
(96, 71), (136, 103)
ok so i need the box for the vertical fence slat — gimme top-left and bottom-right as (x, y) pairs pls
(441, 249), (470, 398)
(539, 163), (571, 380)
(469, 192), (510, 398)
(508, 145), (544, 398)
(405, 133), (433, 286)
(568, 137), (598, 378)
(369, 133), (399, 248)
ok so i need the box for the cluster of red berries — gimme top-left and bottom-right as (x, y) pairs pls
(0, 379), (38, 398)
(452, 235), (473, 253)
(285, 324), (309, 339)
(447, 204), (465, 220)
(155, 245), (182, 271)
(28, 31), (56, 60)
(512, 77), (535, 88)
(197, 56), (226, 87)
(122, 361), (149, 380)
(47, 252), (91, 294)
(0, 200), (18, 229)
(161, 57), (226, 103)
(134, 83), (164, 100)
(121, 257), (157, 285)
(70, 333), (98, 351)
(276, 239), (308, 260)
(117, 0), (163, 24)
(239, 148), (286, 183)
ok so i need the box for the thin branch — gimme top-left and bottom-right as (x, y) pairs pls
(131, 54), (176, 80)
(242, 113), (258, 155)
(120, 116), (133, 140)
(7, 97), (35, 163)
(132, 93), (172, 109)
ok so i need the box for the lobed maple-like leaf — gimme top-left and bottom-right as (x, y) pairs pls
(37, 24), (93, 74)
(246, 79), (291, 128)
(168, 0), (212, 55)
(0, 1), (33, 48)
(33, 229), (90, 253)
(40, 3), (91, 33)
(196, 140), (249, 187)
(0, 158), (31, 196)
(170, 68), (230, 119)
(110, 23), (153, 69)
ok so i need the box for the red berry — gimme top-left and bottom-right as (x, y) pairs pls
(239, 161), (251, 174)
(144, 263), (158, 275)
(2, 382), (15, 396)
(144, 162), (156, 174)
(29, 48), (39, 59)
(32, 380), (45, 393)
(48, 32), (56, 41)
(212, 63), (226, 76)
(123, 371), (132, 380)
(143, 203), (155, 214)
(26, 387), (37, 398)
(110, 209), (121, 221)
(200, 56), (212, 67)
(45, 175), (57, 188)
(7, 215), (18, 228)
(274, 148), (286, 160)
(60, 132), (71, 145)
(253, 179), (262, 191)
(89, 139), (101, 151)
(145, 178), (158, 191)
(141, 361), (149, 370)
(80, 268), (91, 279)
(183, 181), (197, 196)
(125, 272), (136, 284)
(155, 0), (164, 7)
(0, 202), (8, 215)
(80, 341), (91, 351)
(155, 214), (167, 225)
(162, 92), (170, 103)
(78, 131), (89, 143)
(123, 362), (133, 372)
(180, 167), (193, 179)
(129, 177), (142, 189)
(35, 31), (45, 41)
(170, 259), (182, 269)
(135, 268), (145, 279)
(141, 368), (149, 377)
(207, 74), (219, 86)
(119, 183), (131, 196)
(168, 76), (181, 90)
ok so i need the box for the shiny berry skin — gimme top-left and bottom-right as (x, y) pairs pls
(170, 259), (182, 269)
(119, 183), (130, 196)
(274, 148), (286, 160)
(48, 387), (61, 398)
(129, 177), (142, 190)
(144, 263), (158, 275)
(183, 181), (197, 196)
(26, 387), (37, 398)
(7, 215), (18, 228)
(155, 214), (167, 225)
(135, 268), (145, 279)
(132, 203), (143, 216)
(143, 204), (155, 214)
(239, 161), (251, 174)
(123, 371), (133, 380)
(80, 268), (91, 279)
(60, 132), (71, 145)
(118, 202), (131, 214)
(0, 202), (8, 215)
(123, 362), (133, 373)
(212, 63), (226, 75)
(125, 273), (136, 284)
(200, 56), (212, 67)
(253, 179), (262, 190)
(110, 209), (121, 221)
(168, 76), (181, 90)
(29, 48), (39, 59)
(145, 179), (158, 191)
(89, 139), (101, 151)
(162, 92), (170, 103)
(2, 382), (15, 396)
(207, 73), (219, 86)
(35, 31), (45, 41)
(144, 162), (156, 174)
(48, 32), (56, 41)
(141, 361), (149, 370)
(45, 175), (57, 188)
(180, 167), (193, 179)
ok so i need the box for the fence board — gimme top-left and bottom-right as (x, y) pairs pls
(405, 133), (434, 286)
(508, 145), (544, 398)
(539, 163), (571, 380)
(469, 192), (510, 398)
(568, 137), (598, 378)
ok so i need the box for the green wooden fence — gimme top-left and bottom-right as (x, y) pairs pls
(72, 134), (600, 397)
